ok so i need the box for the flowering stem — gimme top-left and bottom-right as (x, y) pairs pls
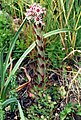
(26, 3), (46, 83)
(34, 24), (46, 83)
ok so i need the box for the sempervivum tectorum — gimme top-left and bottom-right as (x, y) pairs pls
(25, 3), (46, 83)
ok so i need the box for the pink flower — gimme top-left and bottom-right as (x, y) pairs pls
(34, 5), (43, 15)
(34, 16), (42, 25)
(28, 92), (34, 98)
(25, 3), (46, 25)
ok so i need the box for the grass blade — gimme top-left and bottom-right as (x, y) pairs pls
(0, 49), (4, 90)
(43, 28), (73, 38)
(2, 98), (17, 108)
(60, 0), (67, 25)
(17, 101), (25, 120)
(4, 17), (27, 76)
(9, 41), (36, 77)
(2, 41), (36, 98)
(2, 98), (25, 120)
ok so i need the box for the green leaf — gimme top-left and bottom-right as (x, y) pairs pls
(77, 112), (81, 116)
(43, 28), (73, 38)
(2, 98), (25, 120)
(64, 107), (71, 114)
(17, 101), (25, 120)
(0, 48), (4, 90)
(2, 41), (36, 98)
(60, 103), (72, 120)
(64, 103), (72, 114)
(2, 98), (17, 108)
(60, 111), (66, 120)
(4, 17), (27, 79)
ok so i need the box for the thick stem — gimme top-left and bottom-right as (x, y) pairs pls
(33, 24), (46, 83)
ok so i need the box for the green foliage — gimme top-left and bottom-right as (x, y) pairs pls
(26, 84), (61, 120)
(46, 85), (61, 101)
(13, 38), (28, 59)
(46, 38), (66, 68)
(2, 0), (26, 19)
(27, 86), (58, 120)
(60, 0), (81, 49)
(0, 16), (36, 100)
(60, 103), (81, 120)
(0, 11), (13, 52)
(60, 103), (72, 120)
(75, 104), (81, 116)
(76, 25), (81, 48)
(0, 0), (81, 119)
(16, 39), (27, 50)
(0, 17), (34, 119)
(2, 98), (25, 120)
(0, 101), (5, 120)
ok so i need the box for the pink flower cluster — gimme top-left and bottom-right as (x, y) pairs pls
(25, 3), (46, 25)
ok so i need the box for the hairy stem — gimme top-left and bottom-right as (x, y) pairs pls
(33, 24), (46, 83)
